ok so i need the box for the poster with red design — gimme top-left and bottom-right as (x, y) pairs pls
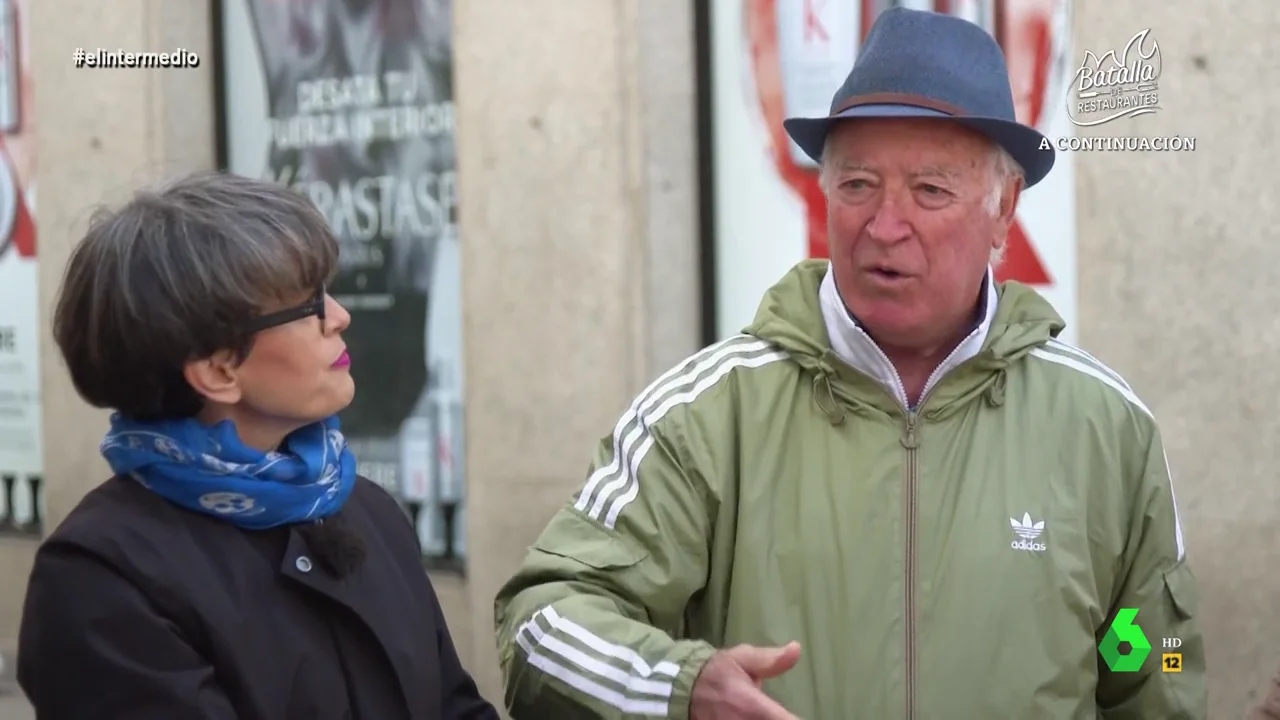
(710, 0), (1077, 343)
(0, 0), (41, 486)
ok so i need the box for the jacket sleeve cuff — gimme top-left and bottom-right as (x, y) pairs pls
(669, 641), (718, 720)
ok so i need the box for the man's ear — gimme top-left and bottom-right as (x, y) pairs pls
(991, 176), (1024, 256)
(998, 176), (1024, 224)
(183, 350), (243, 405)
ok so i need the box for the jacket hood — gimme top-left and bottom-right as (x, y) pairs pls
(742, 260), (1066, 415)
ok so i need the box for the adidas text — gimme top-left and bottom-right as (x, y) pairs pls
(1011, 539), (1047, 552)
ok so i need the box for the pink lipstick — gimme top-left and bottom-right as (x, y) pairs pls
(331, 350), (351, 368)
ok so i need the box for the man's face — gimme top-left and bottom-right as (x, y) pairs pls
(824, 118), (1020, 353)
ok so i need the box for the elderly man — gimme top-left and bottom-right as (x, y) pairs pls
(494, 8), (1206, 719)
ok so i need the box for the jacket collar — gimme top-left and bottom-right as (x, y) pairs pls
(818, 262), (998, 410)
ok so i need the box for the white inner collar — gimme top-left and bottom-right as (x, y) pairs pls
(818, 262), (998, 410)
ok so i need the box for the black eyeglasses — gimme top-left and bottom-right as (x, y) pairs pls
(240, 286), (327, 334)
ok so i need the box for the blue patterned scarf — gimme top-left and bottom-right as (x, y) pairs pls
(100, 413), (357, 530)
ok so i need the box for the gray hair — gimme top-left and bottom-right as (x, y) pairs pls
(815, 133), (1025, 266)
(983, 145), (1024, 266)
(53, 170), (338, 420)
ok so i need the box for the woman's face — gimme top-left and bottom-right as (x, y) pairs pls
(235, 291), (355, 425)
(188, 290), (354, 449)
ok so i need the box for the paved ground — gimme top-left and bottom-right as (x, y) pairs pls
(0, 692), (30, 720)
(0, 647), (30, 719)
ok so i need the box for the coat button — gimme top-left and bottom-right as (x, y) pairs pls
(295, 556), (313, 573)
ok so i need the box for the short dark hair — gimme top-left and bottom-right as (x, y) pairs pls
(53, 170), (338, 420)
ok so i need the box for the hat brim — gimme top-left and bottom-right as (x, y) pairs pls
(782, 104), (1055, 189)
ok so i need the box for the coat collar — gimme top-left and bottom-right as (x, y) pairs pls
(818, 261), (998, 410)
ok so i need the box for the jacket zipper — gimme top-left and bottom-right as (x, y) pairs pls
(843, 316), (985, 720)
(897, 344), (976, 720)
(901, 410), (920, 720)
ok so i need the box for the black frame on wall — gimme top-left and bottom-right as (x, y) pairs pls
(210, 0), (230, 170)
(694, 0), (719, 348)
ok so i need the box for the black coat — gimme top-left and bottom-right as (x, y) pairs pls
(16, 475), (501, 720)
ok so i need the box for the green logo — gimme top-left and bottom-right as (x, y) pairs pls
(1099, 608), (1151, 672)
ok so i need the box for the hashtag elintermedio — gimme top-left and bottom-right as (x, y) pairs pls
(73, 48), (200, 69)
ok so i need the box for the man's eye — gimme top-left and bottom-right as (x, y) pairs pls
(918, 184), (947, 195)
(841, 179), (870, 189)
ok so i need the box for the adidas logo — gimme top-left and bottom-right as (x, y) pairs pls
(1010, 512), (1047, 552)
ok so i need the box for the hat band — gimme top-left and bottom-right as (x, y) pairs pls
(831, 92), (967, 119)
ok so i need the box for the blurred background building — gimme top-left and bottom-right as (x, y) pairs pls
(0, 0), (1273, 717)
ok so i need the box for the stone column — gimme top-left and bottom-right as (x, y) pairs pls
(453, 0), (702, 705)
(0, 0), (216, 641)
(1073, 2), (1280, 716)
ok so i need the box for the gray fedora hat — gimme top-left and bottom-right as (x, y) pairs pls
(782, 7), (1055, 188)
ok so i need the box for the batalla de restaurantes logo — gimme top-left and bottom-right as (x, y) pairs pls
(1067, 29), (1162, 127)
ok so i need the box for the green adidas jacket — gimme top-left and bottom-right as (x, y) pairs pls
(495, 259), (1206, 719)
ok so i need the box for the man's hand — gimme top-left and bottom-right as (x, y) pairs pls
(690, 642), (802, 719)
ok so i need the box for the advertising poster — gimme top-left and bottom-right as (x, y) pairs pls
(710, 0), (1078, 344)
(219, 0), (463, 558)
(0, 0), (41, 530)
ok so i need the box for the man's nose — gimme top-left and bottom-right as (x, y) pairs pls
(864, 194), (913, 245)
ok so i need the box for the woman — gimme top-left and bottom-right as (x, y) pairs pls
(16, 171), (500, 719)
